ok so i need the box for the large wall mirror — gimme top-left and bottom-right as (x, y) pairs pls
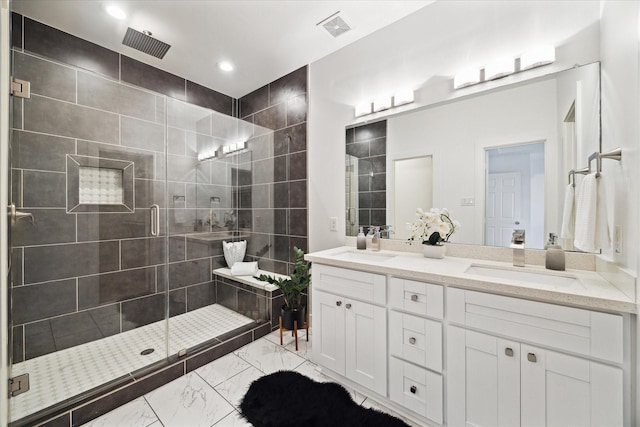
(345, 62), (600, 250)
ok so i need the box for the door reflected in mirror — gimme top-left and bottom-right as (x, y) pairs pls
(485, 142), (544, 249)
(392, 155), (433, 241)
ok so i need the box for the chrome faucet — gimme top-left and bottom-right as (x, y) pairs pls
(510, 229), (526, 267)
(380, 225), (395, 239)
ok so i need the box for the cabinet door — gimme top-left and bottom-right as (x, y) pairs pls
(345, 299), (387, 396)
(311, 291), (346, 375)
(521, 345), (623, 427)
(447, 326), (520, 427)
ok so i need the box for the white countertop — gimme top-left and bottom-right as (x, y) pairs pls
(305, 246), (636, 314)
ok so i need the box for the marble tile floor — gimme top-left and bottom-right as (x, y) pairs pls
(82, 330), (420, 427)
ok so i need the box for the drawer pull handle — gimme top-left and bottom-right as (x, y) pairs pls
(346, 303), (352, 309)
(336, 301), (342, 307)
(409, 337), (416, 345)
(410, 385), (417, 394)
(527, 353), (537, 363)
(505, 347), (514, 357)
(410, 294), (418, 302)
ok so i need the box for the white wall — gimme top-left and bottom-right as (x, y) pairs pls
(599, 1), (640, 424)
(307, 67), (352, 251)
(600, 1), (640, 273)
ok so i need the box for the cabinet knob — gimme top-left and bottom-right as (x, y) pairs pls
(409, 337), (416, 345)
(346, 303), (352, 309)
(410, 294), (418, 302)
(505, 347), (514, 357)
(527, 352), (537, 363)
(410, 385), (417, 394)
(336, 301), (342, 307)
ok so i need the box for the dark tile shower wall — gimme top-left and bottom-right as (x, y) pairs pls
(239, 66), (308, 276)
(10, 13), (309, 364)
(346, 120), (387, 233)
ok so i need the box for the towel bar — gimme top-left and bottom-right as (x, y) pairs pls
(571, 147), (622, 181)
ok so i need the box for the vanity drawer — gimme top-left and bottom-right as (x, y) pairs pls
(388, 277), (443, 319)
(312, 264), (386, 305)
(389, 310), (442, 372)
(389, 357), (443, 425)
(447, 288), (624, 364)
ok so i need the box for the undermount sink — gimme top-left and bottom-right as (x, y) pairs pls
(465, 264), (582, 288)
(332, 250), (396, 263)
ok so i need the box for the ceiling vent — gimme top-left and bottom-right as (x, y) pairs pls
(318, 11), (351, 38)
(122, 28), (171, 59)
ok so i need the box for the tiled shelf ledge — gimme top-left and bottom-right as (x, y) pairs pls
(213, 267), (289, 292)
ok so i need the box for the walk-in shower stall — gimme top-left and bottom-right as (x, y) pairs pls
(6, 27), (290, 424)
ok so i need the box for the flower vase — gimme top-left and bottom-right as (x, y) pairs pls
(422, 243), (445, 259)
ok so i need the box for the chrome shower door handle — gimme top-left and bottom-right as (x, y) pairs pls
(8, 203), (34, 225)
(150, 204), (160, 236)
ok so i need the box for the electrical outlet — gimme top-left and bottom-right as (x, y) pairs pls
(460, 197), (475, 206)
(330, 217), (338, 231)
(614, 225), (622, 254)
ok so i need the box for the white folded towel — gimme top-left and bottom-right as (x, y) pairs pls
(560, 184), (575, 239)
(594, 175), (611, 251)
(230, 261), (258, 276)
(574, 173), (610, 252)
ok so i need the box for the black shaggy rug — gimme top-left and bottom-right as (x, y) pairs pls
(239, 370), (410, 427)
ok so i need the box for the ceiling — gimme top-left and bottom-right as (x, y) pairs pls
(11, 0), (432, 98)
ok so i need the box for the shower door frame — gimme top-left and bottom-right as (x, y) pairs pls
(2, 0), (13, 424)
(4, 49), (174, 424)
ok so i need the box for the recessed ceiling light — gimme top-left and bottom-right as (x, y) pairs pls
(218, 61), (234, 72)
(106, 5), (126, 20)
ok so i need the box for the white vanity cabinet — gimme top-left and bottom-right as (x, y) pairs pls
(446, 288), (625, 427)
(388, 277), (444, 425)
(311, 265), (387, 396)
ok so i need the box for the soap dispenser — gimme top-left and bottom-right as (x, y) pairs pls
(545, 233), (565, 271)
(357, 227), (366, 250)
(371, 227), (381, 251)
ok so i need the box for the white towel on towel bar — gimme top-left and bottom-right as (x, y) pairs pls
(560, 183), (575, 239)
(230, 261), (258, 276)
(573, 173), (610, 252)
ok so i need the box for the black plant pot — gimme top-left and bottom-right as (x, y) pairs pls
(281, 305), (306, 330)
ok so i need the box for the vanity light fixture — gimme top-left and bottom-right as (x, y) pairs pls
(393, 90), (414, 106)
(484, 57), (515, 81)
(105, 4), (126, 20)
(220, 141), (247, 156)
(355, 102), (372, 117)
(520, 45), (556, 71)
(373, 96), (392, 112)
(354, 89), (415, 117)
(198, 148), (218, 161)
(453, 45), (555, 90)
(453, 68), (481, 89)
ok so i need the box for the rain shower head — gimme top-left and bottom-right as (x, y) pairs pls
(317, 11), (351, 38)
(122, 28), (171, 59)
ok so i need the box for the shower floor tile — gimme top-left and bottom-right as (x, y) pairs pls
(9, 304), (254, 423)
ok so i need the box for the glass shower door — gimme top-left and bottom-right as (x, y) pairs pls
(7, 50), (170, 423)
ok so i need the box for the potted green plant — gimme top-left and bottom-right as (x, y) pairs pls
(256, 246), (311, 330)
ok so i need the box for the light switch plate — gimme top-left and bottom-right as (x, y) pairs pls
(330, 217), (338, 231)
(614, 225), (622, 254)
